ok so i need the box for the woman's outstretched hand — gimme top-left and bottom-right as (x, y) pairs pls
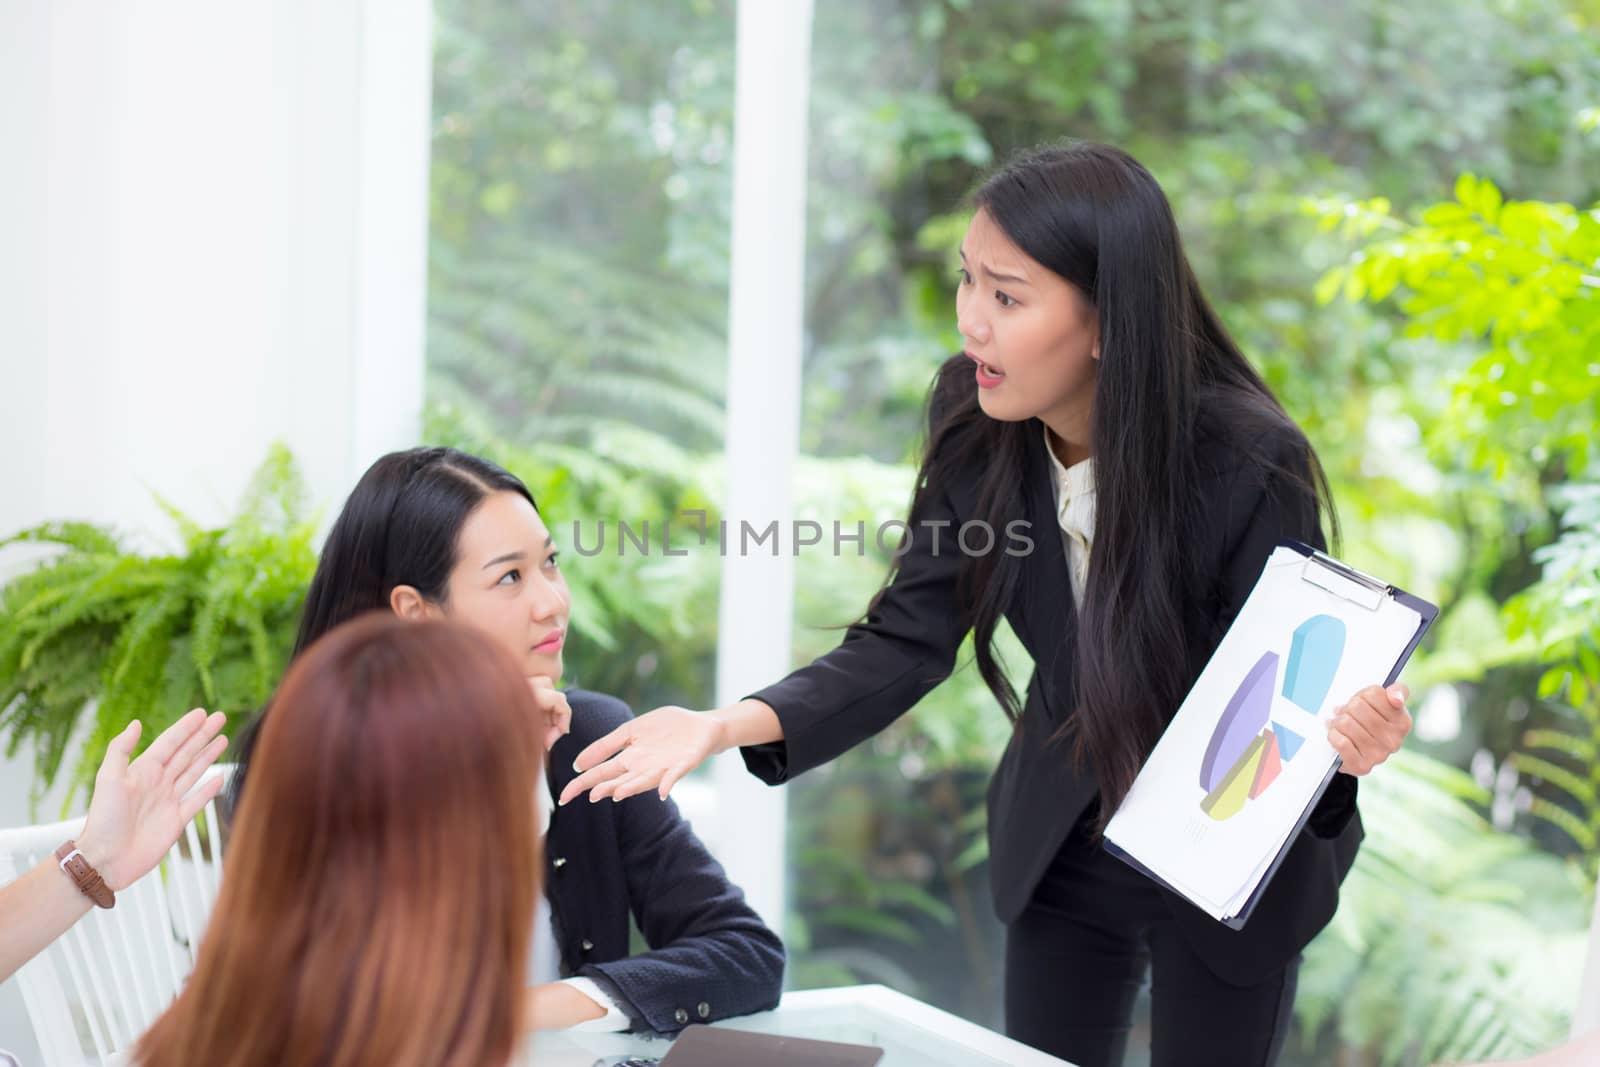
(558, 705), (726, 805)
(558, 697), (785, 804)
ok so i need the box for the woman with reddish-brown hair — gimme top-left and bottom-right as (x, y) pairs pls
(133, 613), (544, 1067)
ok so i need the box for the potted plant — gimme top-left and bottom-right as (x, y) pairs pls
(0, 446), (317, 810)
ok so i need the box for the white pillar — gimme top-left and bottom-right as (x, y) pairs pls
(0, 3), (432, 1056)
(350, 0), (433, 470)
(713, 0), (815, 935)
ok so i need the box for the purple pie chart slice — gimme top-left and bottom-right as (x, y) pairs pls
(1200, 651), (1278, 793)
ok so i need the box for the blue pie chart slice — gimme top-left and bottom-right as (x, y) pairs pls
(1284, 615), (1346, 714)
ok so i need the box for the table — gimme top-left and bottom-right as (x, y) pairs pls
(519, 984), (1076, 1066)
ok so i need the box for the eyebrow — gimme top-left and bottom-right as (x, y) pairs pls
(959, 247), (1031, 287)
(480, 536), (556, 571)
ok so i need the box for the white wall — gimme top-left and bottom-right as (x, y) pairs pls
(0, 0), (816, 1055)
(0, 1), (432, 1058)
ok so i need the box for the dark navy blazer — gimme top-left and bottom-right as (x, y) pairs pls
(547, 689), (785, 1034)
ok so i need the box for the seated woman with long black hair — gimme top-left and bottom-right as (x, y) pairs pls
(227, 447), (784, 1036)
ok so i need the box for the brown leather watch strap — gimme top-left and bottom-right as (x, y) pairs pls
(56, 841), (115, 909)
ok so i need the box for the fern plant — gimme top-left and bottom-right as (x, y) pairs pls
(428, 239), (727, 454)
(1298, 751), (1591, 1065)
(1302, 174), (1600, 1060)
(0, 446), (318, 808)
(1507, 483), (1600, 878)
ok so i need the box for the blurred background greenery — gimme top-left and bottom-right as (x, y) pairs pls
(3, 1), (1595, 1064)
(425, 2), (1600, 1063)
(425, 0), (1600, 1062)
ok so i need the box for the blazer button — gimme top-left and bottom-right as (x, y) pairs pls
(674, 1008), (689, 1025)
(553, 857), (567, 868)
(697, 1002), (710, 1018)
(580, 939), (594, 952)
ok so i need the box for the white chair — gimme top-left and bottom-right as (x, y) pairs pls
(0, 764), (232, 1066)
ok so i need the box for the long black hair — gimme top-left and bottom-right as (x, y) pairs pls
(227, 447), (538, 815)
(898, 141), (1336, 826)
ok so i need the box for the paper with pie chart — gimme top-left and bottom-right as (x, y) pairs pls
(1198, 613), (1345, 821)
(1104, 544), (1428, 924)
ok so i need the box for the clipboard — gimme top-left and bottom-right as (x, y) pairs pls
(1103, 539), (1439, 930)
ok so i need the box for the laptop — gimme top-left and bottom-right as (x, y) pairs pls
(647, 1024), (885, 1066)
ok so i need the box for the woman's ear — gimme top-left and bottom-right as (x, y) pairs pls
(389, 584), (432, 620)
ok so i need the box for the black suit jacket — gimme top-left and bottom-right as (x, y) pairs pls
(546, 690), (785, 1033)
(740, 403), (1362, 987)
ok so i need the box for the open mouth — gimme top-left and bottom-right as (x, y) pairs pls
(966, 351), (1005, 385)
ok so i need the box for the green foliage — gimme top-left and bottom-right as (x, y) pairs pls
(1317, 176), (1600, 886)
(1299, 752), (1590, 1065)
(1507, 485), (1600, 875)
(787, 748), (999, 1010)
(428, 0), (735, 467)
(427, 0), (1600, 1054)
(0, 447), (317, 808)
(1309, 176), (1600, 483)
(1514, 484), (1600, 695)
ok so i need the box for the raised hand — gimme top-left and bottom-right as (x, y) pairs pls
(76, 709), (228, 890)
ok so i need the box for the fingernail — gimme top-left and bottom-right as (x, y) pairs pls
(573, 760), (582, 772)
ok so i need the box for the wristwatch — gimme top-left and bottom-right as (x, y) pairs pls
(55, 841), (115, 909)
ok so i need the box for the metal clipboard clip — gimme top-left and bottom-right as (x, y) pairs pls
(1299, 549), (1391, 612)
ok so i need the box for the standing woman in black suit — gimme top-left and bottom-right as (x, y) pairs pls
(561, 141), (1414, 1067)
